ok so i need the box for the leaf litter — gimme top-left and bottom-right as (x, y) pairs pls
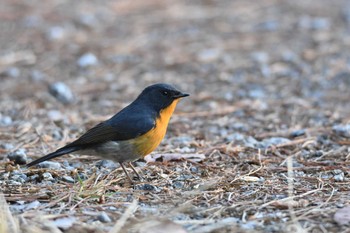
(1, 0), (350, 232)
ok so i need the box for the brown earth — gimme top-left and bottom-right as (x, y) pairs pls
(1, 0), (350, 232)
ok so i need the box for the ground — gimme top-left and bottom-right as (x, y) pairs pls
(1, 0), (350, 232)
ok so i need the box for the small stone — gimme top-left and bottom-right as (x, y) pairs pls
(0, 115), (13, 126)
(8, 148), (27, 165)
(30, 70), (45, 82)
(333, 124), (350, 138)
(197, 49), (221, 62)
(255, 20), (279, 31)
(62, 176), (75, 183)
(251, 51), (269, 64)
(49, 82), (75, 104)
(0, 143), (14, 150)
(47, 26), (66, 40)
(8, 180), (22, 186)
(95, 160), (117, 169)
(97, 212), (112, 223)
(170, 136), (193, 147)
(334, 174), (344, 182)
(24, 200), (41, 210)
(35, 161), (61, 169)
(333, 170), (345, 182)
(172, 181), (185, 189)
(78, 13), (98, 27)
(42, 172), (54, 181)
(2, 67), (20, 78)
(10, 173), (28, 184)
(77, 53), (98, 67)
(299, 16), (331, 30)
(47, 110), (64, 121)
(248, 88), (266, 99)
(30, 174), (39, 181)
(290, 129), (306, 138)
(53, 217), (76, 230)
(77, 173), (89, 181)
(134, 184), (159, 191)
(226, 133), (259, 148)
(259, 137), (291, 148)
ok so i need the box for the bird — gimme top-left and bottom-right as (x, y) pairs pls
(26, 83), (189, 182)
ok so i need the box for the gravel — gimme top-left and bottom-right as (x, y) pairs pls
(31, 161), (61, 169)
(48, 82), (75, 105)
(7, 148), (27, 165)
(97, 212), (112, 223)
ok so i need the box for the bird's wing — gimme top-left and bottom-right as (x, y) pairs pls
(69, 115), (155, 147)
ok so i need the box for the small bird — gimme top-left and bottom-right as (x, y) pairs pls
(27, 83), (189, 182)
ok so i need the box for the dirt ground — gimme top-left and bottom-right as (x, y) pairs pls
(1, 0), (350, 232)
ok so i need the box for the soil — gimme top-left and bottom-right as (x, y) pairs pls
(1, 0), (350, 232)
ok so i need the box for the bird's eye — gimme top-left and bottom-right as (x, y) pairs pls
(162, 91), (169, 96)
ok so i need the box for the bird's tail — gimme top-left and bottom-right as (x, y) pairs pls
(26, 146), (79, 167)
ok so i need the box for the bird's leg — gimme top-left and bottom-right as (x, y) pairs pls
(128, 162), (143, 180)
(119, 162), (133, 183)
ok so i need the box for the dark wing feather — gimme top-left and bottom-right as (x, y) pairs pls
(69, 107), (156, 147)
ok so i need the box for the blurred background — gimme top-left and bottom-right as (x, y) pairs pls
(2, 0), (350, 156)
(1, 0), (350, 156)
(2, 1), (350, 232)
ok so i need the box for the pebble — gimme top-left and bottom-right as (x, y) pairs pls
(97, 212), (112, 223)
(332, 124), (350, 138)
(134, 184), (159, 191)
(47, 110), (64, 121)
(47, 26), (66, 40)
(78, 173), (89, 181)
(30, 70), (45, 82)
(2, 67), (20, 78)
(10, 173), (28, 184)
(42, 172), (55, 181)
(172, 181), (185, 189)
(30, 174), (40, 181)
(197, 48), (221, 62)
(8, 180), (22, 186)
(298, 16), (331, 30)
(333, 170), (345, 182)
(259, 137), (291, 148)
(62, 176), (75, 183)
(334, 174), (344, 182)
(0, 143), (14, 150)
(251, 51), (269, 64)
(77, 53), (98, 67)
(78, 13), (98, 27)
(7, 148), (27, 165)
(226, 133), (259, 148)
(255, 20), (279, 31)
(24, 200), (41, 210)
(49, 82), (75, 104)
(343, 6), (350, 24)
(0, 115), (13, 126)
(169, 136), (193, 147)
(175, 146), (195, 153)
(35, 161), (61, 169)
(95, 160), (117, 169)
(248, 88), (266, 99)
(290, 129), (306, 138)
(53, 217), (76, 230)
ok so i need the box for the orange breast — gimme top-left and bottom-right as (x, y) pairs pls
(132, 99), (179, 156)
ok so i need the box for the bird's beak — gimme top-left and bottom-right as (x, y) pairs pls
(174, 93), (190, 99)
